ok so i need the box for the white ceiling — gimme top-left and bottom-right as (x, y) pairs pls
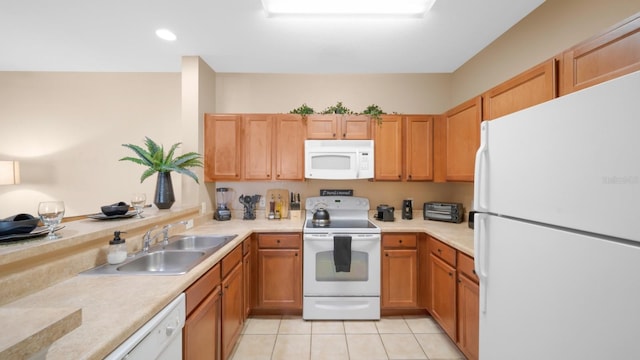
(0, 0), (545, 73)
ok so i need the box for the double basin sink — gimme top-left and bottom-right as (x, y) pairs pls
(83, 234), (237, 276)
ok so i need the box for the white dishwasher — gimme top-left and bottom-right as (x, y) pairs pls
(105, 293), (186, 360)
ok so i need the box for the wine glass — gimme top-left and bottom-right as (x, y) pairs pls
(38, 201), (65, 240)
(131, 193), (146, 218)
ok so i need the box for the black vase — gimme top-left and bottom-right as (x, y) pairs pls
(154, 172), (175, 209)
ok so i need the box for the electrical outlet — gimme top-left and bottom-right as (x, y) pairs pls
(186, 219), (194, 229)
(259, 197), (266, 208)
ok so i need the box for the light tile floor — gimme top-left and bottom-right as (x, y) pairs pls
(230, 315), (465, 360)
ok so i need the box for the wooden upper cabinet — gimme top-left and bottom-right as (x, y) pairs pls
(374, 115), (403, 181)
(204, 114), (242, 181)
(243, 114), (273, 180)
(306, 114), (370, 139)
(560, 13), (640, 95)
(341, 115), (371, 139)
(404, 115), (434, 181)
(274, 114), (305, 180)
(445, 97), (482, 182)
(483, 58), (557, 120)
(306, 114), (339, 139)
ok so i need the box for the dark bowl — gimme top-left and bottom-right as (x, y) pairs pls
(0, 214), (39, 236)
(101, 202), (129, 216)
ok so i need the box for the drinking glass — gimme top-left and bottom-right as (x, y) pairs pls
(131, 193), (146, 218)
(38, 201), (65, 240)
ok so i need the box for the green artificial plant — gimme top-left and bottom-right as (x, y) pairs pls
(120, 137), (203, 184)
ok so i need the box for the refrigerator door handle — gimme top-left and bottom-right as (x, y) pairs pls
(474, 213), (489, 313)
(474, 121), (489, 211)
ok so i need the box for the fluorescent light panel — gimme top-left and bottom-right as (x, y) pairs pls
(262, 0), (436, 15)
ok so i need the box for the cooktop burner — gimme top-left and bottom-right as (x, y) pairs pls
(305, 219), (377, 229)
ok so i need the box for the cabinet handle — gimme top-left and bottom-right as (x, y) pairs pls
(398, 175), (401, 179)
(385, 253), (389, 257)
(277, 239), (280, 243)
(448, 272), (453, 277)
(225, 284), (229, 289)
(333, 133), (336, 137)
(458, 279), (461, 284)
(409, 175), (412, 179)
(437, 248), (442, 253)
(295, 252), (298, 256)
(277, 174), (280, 178)
(343, 133), (346, 137)
(399, 239), (403, 244)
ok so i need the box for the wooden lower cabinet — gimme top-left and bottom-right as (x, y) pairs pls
(430, 254), (457, 340)
(184, 263), (221, 360)
(221, 247), (244, 360)
(243, 245), (251, 320)
(381, 233), (418, 309)
(255, 233), (302, 312)
(457, 272), (479, 360)
(184, 285), (221, 360)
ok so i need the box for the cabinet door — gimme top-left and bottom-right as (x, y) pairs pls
(430, 254), (457, 340)
(483, 58), (557, 120)
(184, 285), (221, 360)
(275, 114), (305, 180)
(445, 97), (481, 182)
(221, 263), (243, 360)
(342, 115), (371, 139)
(243, 251), (251, 320)
(257, 249), (302, 310)
(457, 274), (479, 360)
(204, 114), (242, 181)
(404, 115), (434, 181)
(243, 114), (273, 180)
(382, 249), (418, 308)
(374, 115), (403, 180)
(306, 114), (339, 139)
(560, 13), (640, 95)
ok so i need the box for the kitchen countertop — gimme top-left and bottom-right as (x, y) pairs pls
(0, 211), (473, 359)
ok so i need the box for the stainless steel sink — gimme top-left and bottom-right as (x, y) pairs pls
(163, 234), (237, 251)
(81, 233), (238, 276)
(115, 250), (205, 274)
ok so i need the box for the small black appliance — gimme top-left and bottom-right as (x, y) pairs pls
(376, 204), (395, 222)
(402, 199), (413, 220)
(214, 187), (232, 221)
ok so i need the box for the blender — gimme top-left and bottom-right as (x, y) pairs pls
(214, 187), (232, 221)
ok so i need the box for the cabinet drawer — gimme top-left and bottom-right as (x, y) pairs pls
(457, 252), (478, 283)
(258, 233), (300, 249)
(429, 237), (456, 267)
(382, 233), (417, 248)
(185, 263), (220, 315)
(222, 245), (242, 279)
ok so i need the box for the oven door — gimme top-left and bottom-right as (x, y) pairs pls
(303, 233), (380, 296)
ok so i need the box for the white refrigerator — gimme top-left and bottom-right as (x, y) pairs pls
(473, 70), (640, 359)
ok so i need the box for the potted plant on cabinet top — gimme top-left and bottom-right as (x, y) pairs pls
(120, 137), (203, 210)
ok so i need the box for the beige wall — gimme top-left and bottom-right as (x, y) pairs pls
(0, 72), (181, 216)
(451, 0), (640, 105)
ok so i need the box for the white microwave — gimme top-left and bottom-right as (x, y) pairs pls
(304, 140), (375, 180)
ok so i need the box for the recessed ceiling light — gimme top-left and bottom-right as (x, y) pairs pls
(262, 0), (436, 16)
(155, 28), (177, 41)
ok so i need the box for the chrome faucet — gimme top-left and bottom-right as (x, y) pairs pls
(142, 225), (161, 253)
(161, 220), (189, 246)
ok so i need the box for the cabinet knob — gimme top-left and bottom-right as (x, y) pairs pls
(448, 272), (453, 277)
(437, 249), (442, 253)
(385, 253), (389, 257)
(277, 174), (280, 178)
(398, 175), (401, 179)
(277, 239), (280, 243)
(343, 133), (346, 137)
(408, 175), (412, 179)
(399, 239), (403, 244)
(333, 133), (336, 137)
(225, 284), (229, 289)
(295, 252), (298, 256)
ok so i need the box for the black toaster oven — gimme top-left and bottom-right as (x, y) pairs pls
(423, 202), (464, 223)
